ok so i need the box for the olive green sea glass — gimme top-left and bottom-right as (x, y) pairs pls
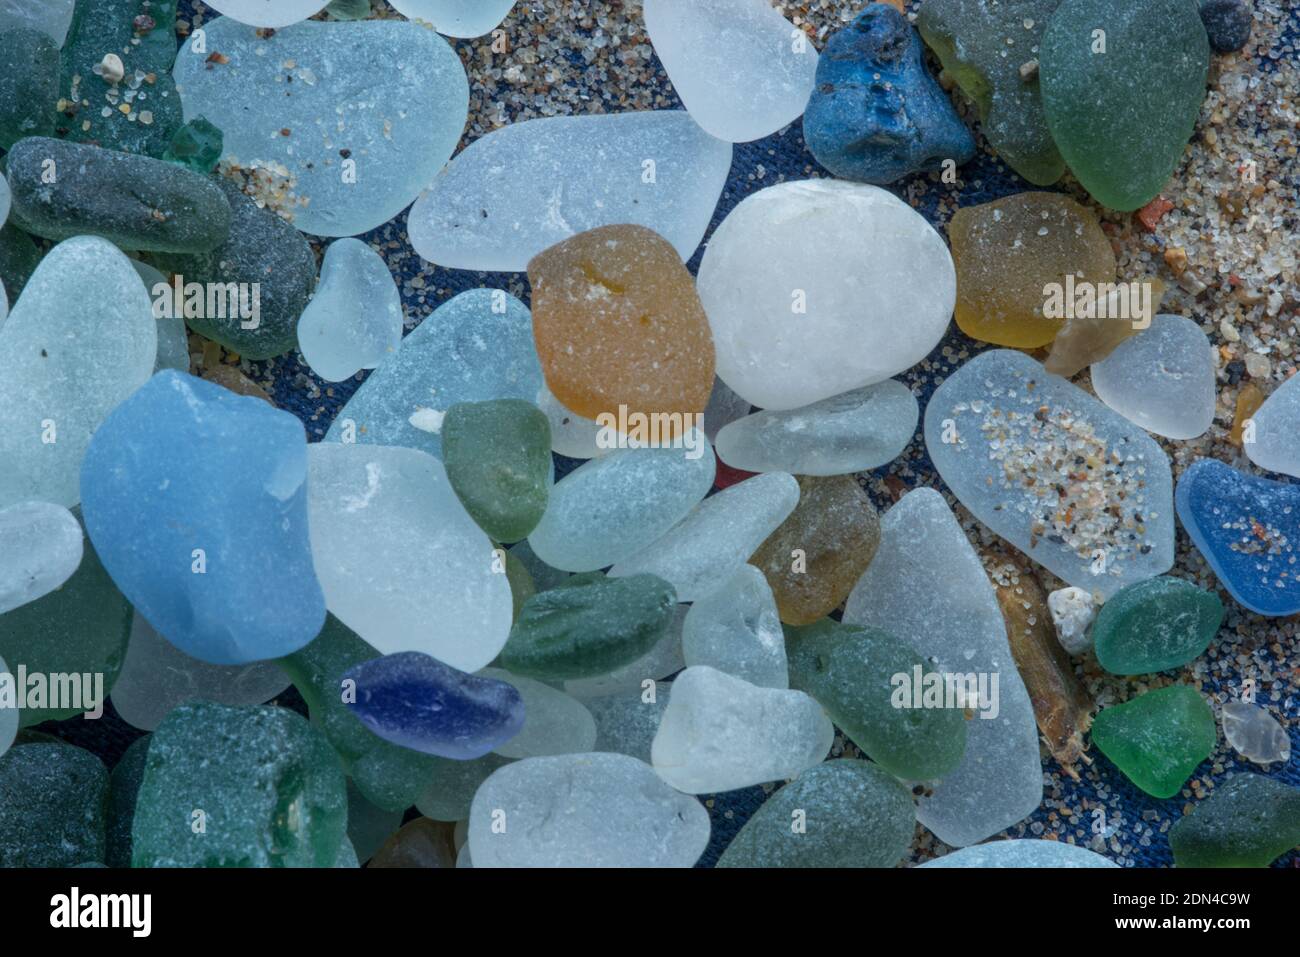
(1040, 0), (1210, 211)
(1092, 686), (1215, 798)
(1170, 774), (1300, 868)
(442, 399), (552, 543)
(917, 0), (1066, 185)
(786, 619), (967, 781)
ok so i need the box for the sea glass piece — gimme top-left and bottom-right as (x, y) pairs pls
(173, 17), (468, 237)
(1091, 314), (1215, 439)
(58, 0), (182, 156)
(563, 604), (688, 699)
(203, 1), (330, 27)
(529, 224), (715, 427)
(81, 371), (324, 665)
(306, 443), (511, 671)
(1044, 275), (1168, 377)
(325, 289), (543, 460)
(130, 259), (189, 374)
(1220, 701), (1290, 765)
(298, 238), (403, 382)
(843, 488), (1042, 846)
(750, 475), (880, 625)
(1170, 774), (1300, 867)
(921, 839), (1117, 867)
(924, 349), (1175, 598)
(478, 668), (595, 759)
(1199, 0), (1252, 53)
(698, 179), (955, 410)
(643, 0), (819, 143)
(0, 742), (107, 866)
(469, 753), (710, 867)
(681, 565), (788, 688)
(1092, 576), (1223, 675)
(651, 665), (833, 794)
(111, 612), (289, 731)
(501, 573), (677, 682)
(917, 0), (1065, 186)
(786, 618), (967, 781)
(441, 399), (552, 543)
(537, 385), (608, 460)
(948, 192), (1115, 348)
(609, 472), (799, 602)
(1244, 373), (1300, 478)
(0, 653), (13, 758)
(106, 735), (149, 868)
(1040, 0), (1210, 211)
(715, 382), (917, 476)
(0, 27), (58, 149)
(0, 501), (83, 614)
(0, 0), (74, 46)
(717, 760), (915, 868)
(388, 0), (515, 37)
(152, 178), (316, 360)
(804, 5), (975, 184)
(408, 111), (732, 272)
(132, 702), (346, 867)
(368, 817), (456, 868)
(6, 138), (230, 252)
(0, 534), (130, 727)
(584, 682), (671, 762)
(343, 652), (524, 759)
(415, 753), (512, 822)
(0, 236), (156, 509)
(161, 117), (224, 174)
(528, 439), (716, 573)
(1175, 459), (1300, 616)
(1091, 686), (1215, 799)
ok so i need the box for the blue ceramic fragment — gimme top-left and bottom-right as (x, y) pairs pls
(1175, 458), (1300, 616)
(344, 651), (525, 760)
(80, 370), (325, 665)
(802, 3), (975, 184)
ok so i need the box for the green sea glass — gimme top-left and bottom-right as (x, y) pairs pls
(0, 27), (58, 150)
(1092, 686), (1215, 798)
(786, 619), (967, 781)
(1040, 0), (1210, 211)
(442, 399), (552, 544)
(0, 742), (109, 867)
(1170, 774), (1300, 868)
(131, 701), (347, 867)
(717, 760), (915, 868)
(1093, 576), (1224, 675)
(917, 0), (1066, 185)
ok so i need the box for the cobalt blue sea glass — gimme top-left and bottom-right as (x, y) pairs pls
(1175, 458), (1300, 616)
(343, 651), (526, 760)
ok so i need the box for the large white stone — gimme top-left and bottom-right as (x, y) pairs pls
(715, 381), (918, 475)
(408, 111), (732, 272)
(527, 438), (716, 573)
(306, 443), (512, 671)
(644, 0), (819, 143)
(388, 0), (516, 37)
(844, 488), (1042, 847)
(0, 501), (83, 615)
(0, 237), (156, 509)
(608, 472), (798, 601)
(479, 668), (597, 760)
(173, 17), (468, 237)
(1090, 314), (1215, 439)
(469, 753), (710, 867)
(297, 239), (404, 383)
(111, 612), (290, 731)
(698, 179), (955, 410)
(651, 665), (832, 794)
(681, 565), (787, 688)
(1245, 372), (1300, 478)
